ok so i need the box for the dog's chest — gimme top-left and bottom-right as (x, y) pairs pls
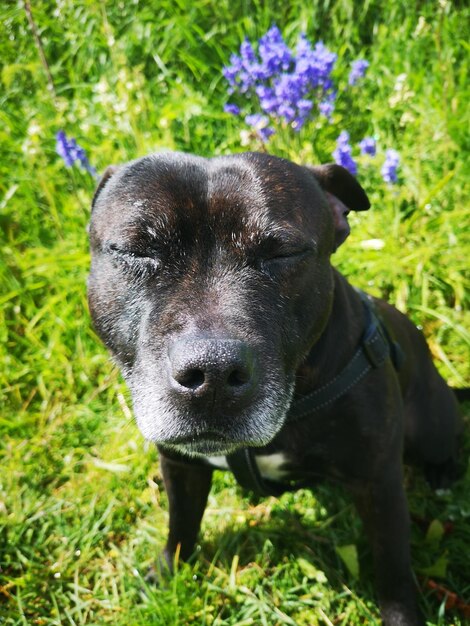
(204, 452), (290, 481)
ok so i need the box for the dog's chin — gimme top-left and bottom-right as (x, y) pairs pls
(165, 438), (243, 457)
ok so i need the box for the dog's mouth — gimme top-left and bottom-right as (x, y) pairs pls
(163, 431), (244, 456)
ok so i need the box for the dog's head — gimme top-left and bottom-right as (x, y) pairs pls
(88, 152), (369, 456)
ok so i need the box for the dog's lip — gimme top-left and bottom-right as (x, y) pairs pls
(166, 430), (231, 445)
(164, 430), (243, 455)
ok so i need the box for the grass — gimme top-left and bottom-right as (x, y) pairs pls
(1, 0), (469, 624)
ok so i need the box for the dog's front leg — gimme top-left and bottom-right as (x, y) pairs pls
(352, 467), (424, 626)
(159, 451), (213, 568)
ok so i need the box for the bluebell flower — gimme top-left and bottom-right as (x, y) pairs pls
(223, 54), (243, 92)
(240, 38), (256, 64)
(319, 90), (336, 120)
(297, 99), (313, 115)
(295, 38), (337, 91)
(348, 59), (369, 86)
(224, 103), (241, 115)
(333, 131), (357, 176)
(56, 130), (75, 167)
(359, 136), (376, 156)
(291, 98), (313, 131)
(245, 113), (267, 127)
(381, 149), (400, 183)
(56, 130), (96, 176)
(245, 113), (274, 142)
(256, 85), (277, 114)
(272, 73), (303, 122)
(258, 126), (275, 142)
(258, 25), (292, 75)
(223, 42), (259, 93)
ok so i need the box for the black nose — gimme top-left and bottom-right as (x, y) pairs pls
(168, 336), (256, 404)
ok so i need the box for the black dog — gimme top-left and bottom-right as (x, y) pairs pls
(88, 151), (462, 626)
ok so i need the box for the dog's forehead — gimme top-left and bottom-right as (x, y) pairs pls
(92, 152), (325, 243)
(207, 154), (312, 227)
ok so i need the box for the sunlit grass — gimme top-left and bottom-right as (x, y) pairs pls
(1, 1), (469, 624)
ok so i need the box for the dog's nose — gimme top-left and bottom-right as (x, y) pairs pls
(168, 336), (256, 403)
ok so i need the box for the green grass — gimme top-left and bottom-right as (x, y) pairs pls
(1, 1), (469, 624)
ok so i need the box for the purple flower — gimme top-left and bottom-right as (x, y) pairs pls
(291, 99), (313, 130)
(224, 103), (241, 115)
(245, 113), (268, 127)
(223, 43), (258, 93)
(245, 113), (274, 142)
(349, 59), (369, 86)
(55, 130), (96, 176)
(359, 136), (376, 156)
(256, 84), (277, 114)
(319, 90), (336, 120)
(297, 99), (313, 115)
(258, 126), (275, 142)
(272, 73), (303, 122)
(56, 130), (75, 167)
(258, 25), (293, 75)
(240, 39), (256, 64)
(381, 149), (400, 184)
(223, 53), (244, 91)
(333, 131), (357, 176)
(295, 38), (337, 91)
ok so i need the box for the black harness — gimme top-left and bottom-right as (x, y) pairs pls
(226, 291), (405, 496)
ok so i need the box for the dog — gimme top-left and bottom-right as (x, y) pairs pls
(87, 151), (463, 626)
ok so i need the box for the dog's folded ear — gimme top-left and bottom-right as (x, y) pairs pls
(304, 163), (370, 250)
(91, 165), (119, 210)
(306, 163), (370, 212)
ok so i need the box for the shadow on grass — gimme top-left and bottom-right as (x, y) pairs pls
(202, 482), (376, 596)
(197, 431), (470, 622)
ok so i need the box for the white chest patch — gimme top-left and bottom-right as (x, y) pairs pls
(205, 452), (289, 482)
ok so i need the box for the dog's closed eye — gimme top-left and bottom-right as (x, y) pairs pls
(259, 243), (316, 274)
(106, 242), (161, 275)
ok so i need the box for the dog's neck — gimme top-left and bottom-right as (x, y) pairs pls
(294, 269), (365, 397)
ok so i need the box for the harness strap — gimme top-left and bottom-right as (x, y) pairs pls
(226, 292), (404, 496)
(288, 291), (390, 421)
(226, 447), (287, 497)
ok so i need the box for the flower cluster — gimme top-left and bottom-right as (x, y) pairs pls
(224, 26), (400, 184)
(223, 26), (346, 137)
(56, 130), (96, 176)
(332, 133), (399, 184)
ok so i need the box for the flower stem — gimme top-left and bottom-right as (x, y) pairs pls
(24, 1), (57, 101)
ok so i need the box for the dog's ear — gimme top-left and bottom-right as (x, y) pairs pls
(305, 163), (370, 250)
(91, 165), (119, 211)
